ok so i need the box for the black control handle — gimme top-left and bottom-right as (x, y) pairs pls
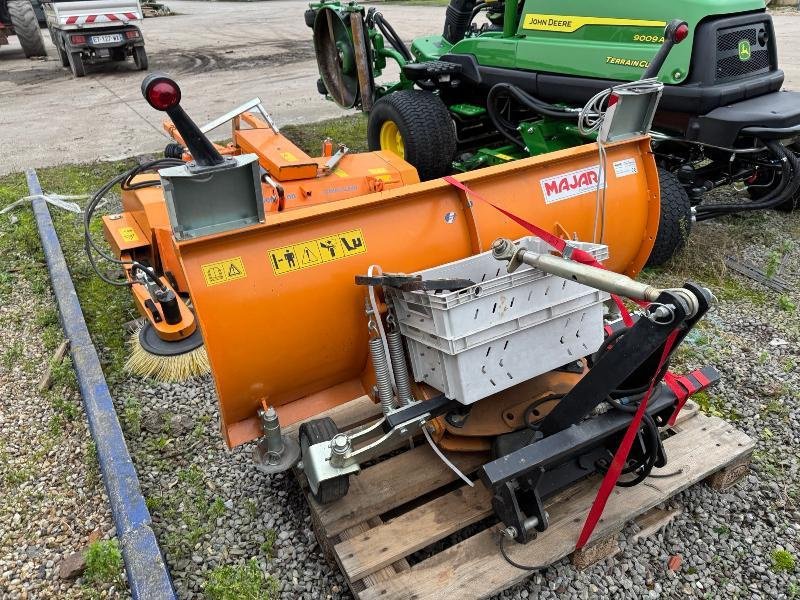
(141, 73), (225, 168)
(642, 19), (689, 80)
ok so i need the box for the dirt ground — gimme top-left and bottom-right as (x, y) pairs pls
(0, 0), (440, 175)
(0, 4), (799, 175)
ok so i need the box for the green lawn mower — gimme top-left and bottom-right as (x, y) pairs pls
(306, 0), (800, 262)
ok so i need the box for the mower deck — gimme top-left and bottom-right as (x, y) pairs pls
(288, 396), (753, 599)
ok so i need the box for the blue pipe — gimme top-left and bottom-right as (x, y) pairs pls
(26, 169), (176, 600)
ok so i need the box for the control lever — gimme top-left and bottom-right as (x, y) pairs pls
(643, 19), (690, 79)
(141, 73), (226, 168)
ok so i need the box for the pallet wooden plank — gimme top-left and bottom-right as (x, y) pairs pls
(338, 517), (411, 596)
(311, 447), (488, 537)
(358, 413), (753, 600)
(336, 482), (492, 581)
(334, 398), (702, 582)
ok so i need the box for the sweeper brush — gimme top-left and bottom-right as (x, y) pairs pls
(124, 322), (209, 381)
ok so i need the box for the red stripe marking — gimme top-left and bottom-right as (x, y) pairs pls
(86, 14), (97, 23)
(106, 13), (119, 21)
(694, 370), (711, 387)
(124, 12), (136, 19)
(66, 15), (78, 24)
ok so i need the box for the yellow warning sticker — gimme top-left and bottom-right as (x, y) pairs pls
(280, 151), (298, 163)
(267, 229), (367, 276)
(201, 257), (247, 287)
(333, 168), (349, 178)
(118, 226), (139, 243)
(495, 153), (514, 161)
(522, 14), (664, 33)
(368, 167), (388, 175)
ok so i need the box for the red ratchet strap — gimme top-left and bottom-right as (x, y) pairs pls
(664, 369), (712, 426)
(442, 176), (635, 326)
(575, 328), (681, 549)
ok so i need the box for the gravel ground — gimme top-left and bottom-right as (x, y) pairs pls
(104, 209), (799, 599)
(0, 277), (125, 599)
(1, 183), (798, 599)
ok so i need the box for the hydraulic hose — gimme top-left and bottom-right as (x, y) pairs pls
(83, 158), (183, 289)
(371, 12), (412, 62)
(486, 83), (579, 148)
(695, 140), (799, 220)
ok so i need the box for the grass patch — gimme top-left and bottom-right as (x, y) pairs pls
(85, 539), (124, 585)
(772, 549), (797, 573)
(693, 390), (741, 422)
(281, 114), (367, 155)
(205, 559), (279, 600)
(260, 529), (277, 559)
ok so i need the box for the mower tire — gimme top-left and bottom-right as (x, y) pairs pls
(368, 90), (456, 181)
(647, 167), (692, 267)
(299, 417), (349, 505)
(7, 0), (46, 58)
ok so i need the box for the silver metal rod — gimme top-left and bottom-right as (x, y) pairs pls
(200, 97), (264, 134)
(491, 238), (660, 302)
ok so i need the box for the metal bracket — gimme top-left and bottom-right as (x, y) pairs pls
(303, 396), (456, 492)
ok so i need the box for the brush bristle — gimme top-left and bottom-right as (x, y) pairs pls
(125, 329), (210, 382)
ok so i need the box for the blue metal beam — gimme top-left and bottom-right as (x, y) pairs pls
(26, 169), (176, 600)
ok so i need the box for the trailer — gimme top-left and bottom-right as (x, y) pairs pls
(42, 0), (145, 77)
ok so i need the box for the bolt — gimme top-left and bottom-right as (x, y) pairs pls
(501, 526), (517, 539)
(331, 433), (350, 454)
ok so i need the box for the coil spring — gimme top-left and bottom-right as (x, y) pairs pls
(387, 331), (412, 406)
(369, 337), (395, 414)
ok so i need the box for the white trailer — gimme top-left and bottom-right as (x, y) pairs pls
(42, 0), (145, 77)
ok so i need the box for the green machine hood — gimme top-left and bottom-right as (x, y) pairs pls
(425, 0), (767, 84)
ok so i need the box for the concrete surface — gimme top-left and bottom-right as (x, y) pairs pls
(0, 0), (442, 174)
(0, 4), (798, 175)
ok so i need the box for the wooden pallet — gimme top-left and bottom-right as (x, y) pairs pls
(289, 397), (754, 600)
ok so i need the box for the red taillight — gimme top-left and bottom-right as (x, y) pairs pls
(70, 34), (86, 44)
(125, 30), (139, 39)
(145, 80), (181, 111)
(674, 23), (689, 44)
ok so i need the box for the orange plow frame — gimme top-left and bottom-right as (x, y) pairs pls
(166, 136), (660, 448)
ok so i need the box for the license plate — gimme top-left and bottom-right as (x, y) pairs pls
(91, 34), (123, 44)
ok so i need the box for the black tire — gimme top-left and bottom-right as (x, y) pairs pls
(367, 89), (457, 181)
(57, 44), (69, 67)
(67, 51), (85, 78)
(299, 417), (349, 505)
(133, 46), (148, 71)
(7, 0), (46, 57)
(647, 167), (692, 267)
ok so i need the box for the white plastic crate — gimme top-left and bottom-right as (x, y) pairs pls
(390, 237), (609, 405)
(389, 237), (608, 343)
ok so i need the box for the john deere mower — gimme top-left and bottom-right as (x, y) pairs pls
(87, 74), (720, 557)
(306, 0), (800, 263)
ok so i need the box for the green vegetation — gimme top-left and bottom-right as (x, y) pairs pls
(84, 539), (124, 584)
(772, 549), (797, 573)
(205, 559), (279, 600)
(778, 294), (797, 313)
(260, 529), (277, 559)
(693, 390), (741, 422)
(282, 114), (367, 156)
